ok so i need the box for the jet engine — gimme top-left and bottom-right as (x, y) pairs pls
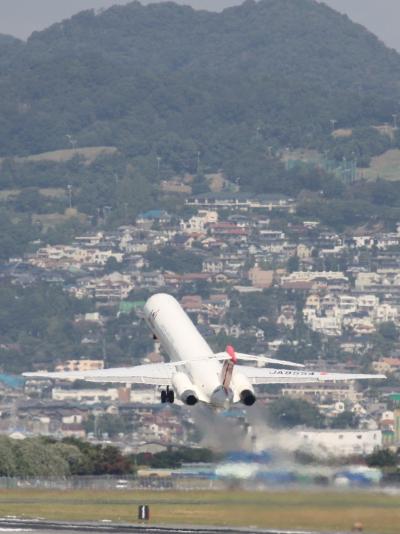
(240, 389), (256, 406)
(231, 372), (257, 406)
(171, 372), (199, 405)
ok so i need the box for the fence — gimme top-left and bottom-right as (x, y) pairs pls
(0, 475), (224, 491)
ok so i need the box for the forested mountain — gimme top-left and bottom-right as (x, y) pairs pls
(0, 0), (399, 169)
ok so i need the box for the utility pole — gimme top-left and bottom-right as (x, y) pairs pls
(11, 399), (18, 432)
(102, 336), (107, 369)
(94, 412), (99, 439)
(196, 151), (201, 173)
(67, 184), (72, 209)
(66, 134), (77, 149)
(342, 156), (348, 184)
(351, 151), (357, 183)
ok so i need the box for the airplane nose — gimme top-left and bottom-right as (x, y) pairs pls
(211, 386), (234, 408)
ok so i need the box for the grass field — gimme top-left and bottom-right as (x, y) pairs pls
(0, 188), (67, 200)
(39, 188), (67, 198)
(0, 146), (118, 166)
(0, 489), (398, 533)
(359, 149), (400, 181)
(281, 147), (400, 182)
(0, 189), (19, 200)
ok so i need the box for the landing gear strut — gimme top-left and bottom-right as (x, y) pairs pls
(161, 386), (174, 404)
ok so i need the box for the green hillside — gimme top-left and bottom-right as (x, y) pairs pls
(0, 0), (399, 170)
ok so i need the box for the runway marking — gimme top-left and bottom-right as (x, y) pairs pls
(0, 520), (325, 534)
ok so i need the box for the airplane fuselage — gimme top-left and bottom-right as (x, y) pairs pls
(143, 293), (255, 407)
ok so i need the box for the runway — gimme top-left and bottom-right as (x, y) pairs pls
(0, 519), (326, 534)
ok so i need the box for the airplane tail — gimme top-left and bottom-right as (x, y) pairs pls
(217, 344), (303, 395)
(214, 346), (304, 368)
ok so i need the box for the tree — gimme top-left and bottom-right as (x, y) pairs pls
(267, 398), (324, 428)
(49, 442), (86, 475)
(14, 438), (70, 477)
(115, 172), (153, 223)
(370, 321), (399, 357)
(366, 449), (397, 468)
(145, 247), (202, 274)
(330, 411), (359, 429)
(287, 255), (300, 273)
(0, 0), (398, 168)
(104, 256), (121, 274)
(191, 174), (209, 195)
(0, 210), (38, 260)
(133, 447), (217, 468)
(378, 321), (398, 342)
(0, 282), (90, 372)
(0, 436), (136, 477)
(0, 436), (17, 476)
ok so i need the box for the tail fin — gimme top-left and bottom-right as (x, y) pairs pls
(214, 348), (304, 368)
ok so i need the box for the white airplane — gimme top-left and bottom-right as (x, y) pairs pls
(23, 293), (386, 408)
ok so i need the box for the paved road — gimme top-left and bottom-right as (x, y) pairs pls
(0, 519), (325, 534)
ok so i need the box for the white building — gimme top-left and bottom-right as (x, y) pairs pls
(282, 382), (362, 404)
(31, 245), (123, 269)
(306, 315), (342, 336)
(180, 210), (218, 234)
(186, 194), (295, 212)
(282, 271), (349, 290)
(353, 236), (374, 249)
(55, 359), (104, 373)
(74, 232), (104, 247)
(73, 272), (135, 301)
(355, 272), (383, 291)
(373, 303), (398, 323)
(297, 429), (382, 457)
(130, 387), (158, 404)
(342, 316), (376, 335)
(357, 294), (379, 312)
(52, 388), (120, 404)
(337, 295), (357, 315)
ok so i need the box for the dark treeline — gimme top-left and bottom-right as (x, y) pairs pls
(0, 437), (217, 477)
(0, 283), (90, 373)
(0, 282), (153, 373)
(0, 0), (400, 253)
(0, 436), (133, 477)
(0, 0), (398, 166)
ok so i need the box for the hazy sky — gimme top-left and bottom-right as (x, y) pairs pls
(0, 0), (399, 52)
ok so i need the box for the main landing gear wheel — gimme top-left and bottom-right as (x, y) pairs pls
(161, 386), (174, 404)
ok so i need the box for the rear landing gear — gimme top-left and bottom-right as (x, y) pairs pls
(161, 386), (174, 404)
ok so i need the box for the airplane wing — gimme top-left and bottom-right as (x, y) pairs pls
(214, 352), (304, 368)
(23, 362), (176, 385)
(238, 366), (386, 385)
